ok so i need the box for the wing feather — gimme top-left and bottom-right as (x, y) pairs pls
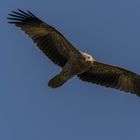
(8, 9), (81, 67)
(78, 61), (140, 96)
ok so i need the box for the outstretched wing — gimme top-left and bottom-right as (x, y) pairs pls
(78, 61), (140, 96)
(8, 9), (81, 67)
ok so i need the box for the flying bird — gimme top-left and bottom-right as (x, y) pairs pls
(8, 9), (140, 96)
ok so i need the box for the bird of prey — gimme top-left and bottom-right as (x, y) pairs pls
(8, 9), (140, 96)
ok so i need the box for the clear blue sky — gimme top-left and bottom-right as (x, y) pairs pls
(1, 0), (140, 140)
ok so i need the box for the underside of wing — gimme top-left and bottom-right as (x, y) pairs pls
(78, 61), (140, 96)
(8, 9), (81, 67)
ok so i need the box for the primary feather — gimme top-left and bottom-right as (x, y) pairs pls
(78, 61), (140, 96)
(8, 9), (80, 67)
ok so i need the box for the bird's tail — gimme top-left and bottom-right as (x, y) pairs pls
(48, 72), (73, 88)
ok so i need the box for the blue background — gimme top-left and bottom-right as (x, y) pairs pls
(1, 0), (140, 139)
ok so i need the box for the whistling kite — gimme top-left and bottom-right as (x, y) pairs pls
(8, 9), (140, 96)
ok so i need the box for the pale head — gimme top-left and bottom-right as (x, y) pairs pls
(81, 52), (94, 64)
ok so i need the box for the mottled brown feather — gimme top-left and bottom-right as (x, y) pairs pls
(8, 9), (81, 67)
(78, 61), (140, 96)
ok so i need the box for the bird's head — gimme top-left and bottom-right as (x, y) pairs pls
(82, 52), (94, 64)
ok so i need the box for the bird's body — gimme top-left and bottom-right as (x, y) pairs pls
(8, 9), (140, 97)
(48, 52), (94, 88)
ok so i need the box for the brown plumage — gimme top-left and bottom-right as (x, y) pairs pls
(8, 9), (140, 97)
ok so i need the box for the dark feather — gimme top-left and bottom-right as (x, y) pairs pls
(78, 61), (140, 96)
(8, 9), (81, 67)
